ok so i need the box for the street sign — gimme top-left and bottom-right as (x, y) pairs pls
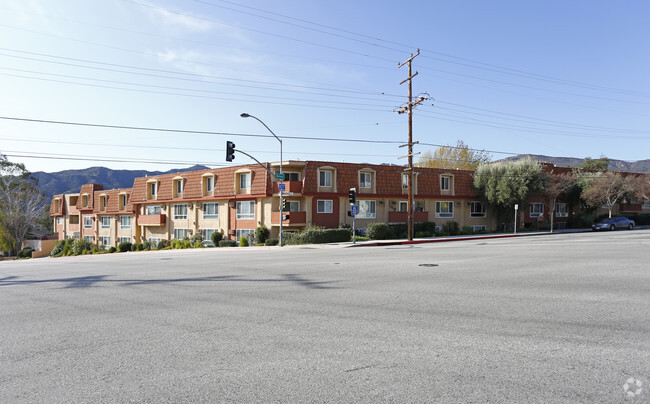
(274, 173), (285, 180)
(351, 205), (359, 215)
(278, 183), (286, 192)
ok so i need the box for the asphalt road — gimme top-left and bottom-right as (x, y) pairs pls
(1, 230), (649, 403)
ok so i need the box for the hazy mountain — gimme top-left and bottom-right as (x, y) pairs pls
(498, 154), (650, 173)
(32, 165), (210, 198)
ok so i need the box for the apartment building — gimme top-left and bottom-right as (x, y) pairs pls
(52, 160), (649, 246)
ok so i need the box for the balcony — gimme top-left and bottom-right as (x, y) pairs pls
(388, 211), (429, 223)
(138, 214), (166, 226)
(620, 203), (642, 212)
(272, 211), (306, 226)
(273, 181), (302, 194)
(68, 223), (80, 232)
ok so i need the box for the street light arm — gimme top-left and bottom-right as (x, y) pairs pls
(241, 113), (282, 144)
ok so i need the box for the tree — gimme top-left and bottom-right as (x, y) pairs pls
(473, 159), (547, 227)
(416, 140), (491, 170)
(631, 174), (650, 202)
(0, 155), (47, 255)
(579, 156), (609, 171)
(581, 172), (633, 218)
(545, 172), (576, 232)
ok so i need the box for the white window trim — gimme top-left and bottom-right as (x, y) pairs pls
(120, 215), (131, 229)
(145, 205), (162, 215)
(399, 201), (408, 212)
(283, 200), (300, 212)
(316, 200), (333, 214)
(319, 170), (332, 187)
(357, 200), (376, 219)
(530, 203), (544, 217)
(441, 176), (450, 191)
(173, 204), (188, 220)
(205, 175), (214, 192)
(470, 201), (486, 218)
(202, 202), (219, 219)
(173, 228), (188, 240)
(472, 225), (486, 232)
(239, 172), (251, 189)
(555, 203), (568, 218)
(359, 172), (372, 189)
(101, 216), (111, 229)
(83, 216), (93, 229)
(435, 201), (454, 218)
(236, 201), (255, 220)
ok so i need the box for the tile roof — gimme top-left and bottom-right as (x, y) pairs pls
(93, 188), (134, 214)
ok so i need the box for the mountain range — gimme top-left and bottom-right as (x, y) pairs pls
(31, 155), (650, 199)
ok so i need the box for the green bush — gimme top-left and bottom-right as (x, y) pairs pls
(157, 240), (170, 250)
(366, 222), (392, 240)
(131, 243), (144, 251)
(194, 241), (202, 248)
(182, 240), (192, 249)
(107, 247), (117, 253)
(265, 238), (279, 246)
(190, 233), (203, 245)
(569, 213), (594, 228)
(73, 238), (92, 255)
(50, 240), (66, 257)
(118, 242), (132, 253)
(461, 226), (474, 235)
(414, 231), (432, 238)
(414, 221), (437, 234)
(219, 239), (237, 247)
(211, 231), (223, 245)
(442, 221), (460, 235)
(626, 213), (650, 225)
(142, 240), (153, 250)
(285, 226), (351, 245)
(239, 236), (249, 247)
(17, 247), (33, 258)
(171, 240), (182, 249)
(255, 225), (270, 244)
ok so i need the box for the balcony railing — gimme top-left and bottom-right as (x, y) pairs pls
(138, 214), (166, 226)
(388, 211), (429, 223)
(68, 224), (80, 232)
(620, 203), (642, 212)
(272, 211), (306, 225)
(273, 181), (303, 194)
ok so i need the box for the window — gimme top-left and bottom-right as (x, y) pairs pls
(283, 200), (300, 212)
(202, 229), (217, 241)
(236, 201), (255, 220)
(319, 170), (332, 187)
(119, 194), (127, 211)
(360, 172), (372, 189)
(470, 202), (486, 218)
(402, 174), (409, 189)
(472, 225), (486, 232)
(642, 198), (650, 209)
(83, 216), (93, 229)
(99, 195), (107, 211)
(399, 201), (408, 212)
(150, 182), (157, 197)
(173, 204), (188, 220)
(176, 179), (183, 195)
(236, 229), (254, 243)
(174, 228), (188, 240)
(101, 216), (111, 229)
(149, 237), (161, 244)
(120, 215), (131, 229)
(205, 176), (214, 192)
(357, 200), (376, 219)
(56, 217), (64, 225)
(239, 173), (251, 189)
(145, 205), (161, 215)
(441, 176), (450, 191)
(84, 236), (93, 243)
(555, 203), (568, 217)
(530, 203), (544, 218)
(203, 202), (219, 219)
(317, 200), (333, 214)
(120, 237), (130, 244)
(82, 195), (89, 207)
(435, 201), (453, 218)
(280, 172), (300, 181)
(99, 236), (110, 246)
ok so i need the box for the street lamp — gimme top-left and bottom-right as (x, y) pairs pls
(240, 113), (284, 247)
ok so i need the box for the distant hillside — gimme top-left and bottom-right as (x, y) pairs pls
(33, 165), (210, 198)
(498, 154), (650, 173)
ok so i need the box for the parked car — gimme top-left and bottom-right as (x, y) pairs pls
(592, 217), (635, 231)
(201, 240), (215, 248)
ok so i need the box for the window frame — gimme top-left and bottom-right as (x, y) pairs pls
(239, 172), (251, 190)
(202, 228), (217, 241)
(441, 176), (450, 191)
(83, 216), (93, 229)
(100, 216), (111, 229)
(99, 236), (110, 246)
(357, 200), (376, 219)
(399, 201), (408, 212)
(435, 201), (454, 218)
(555, 203), (568, 217)
(120, 215), (131, 229)
(470, 201), (486, 218)
(236, 200), (255, 220)
(173, 228), (188, 240)
(205, 175), (214, 192)
(316, 200), (333, 214)
(530, 202), (544, 217)
(145, 205), (161, 215)
(359, 172), (372, 189)
(202, 202), (219, 219)
(319, 170), (332, 187)
(150, 182), (157, 197)
(173, 204), (188, 220)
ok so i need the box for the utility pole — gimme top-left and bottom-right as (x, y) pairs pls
(397, 50), (427, 241)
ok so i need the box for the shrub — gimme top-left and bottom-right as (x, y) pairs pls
(219, 239), (237, 247)
(569, 213), (594, 228)
(17, 247), (33, 258)
(265, 238), (279, 246)
(107, 247), (117, 253)
(171, 240), (182, 249)
(73, 238), (93, 255)
(461, 226), (474, 235)
(190, 233), (203, 245)
(366, 222), (392, 240)
(442, 221), (460, 235)
(142, 240), (153, 250)
(255, 225), (270, 244)
(181, 240), (192, 249)
(118, 242), (132, 253)
(131, 243), (144, 251)
(211, 231), (223, 245)
(414, 231), (431, 238)
(239, 236), (249, 247)
(414, 221), (437, 234)
(50, 240), (66, 257)
(194, 241), (202, 248)
(285, 226), (351, 245)
(157, 240), (171, 250)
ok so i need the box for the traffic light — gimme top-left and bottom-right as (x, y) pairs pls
(349, 188), (356, 204)
(281, 198), (287, 211)
(226, 141), (236, 162)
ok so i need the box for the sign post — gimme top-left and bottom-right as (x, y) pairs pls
(351, 205), (359, 244)
(514, 204), (519, 234)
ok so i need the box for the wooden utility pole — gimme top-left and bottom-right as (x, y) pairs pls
(397, 50), (426, 241)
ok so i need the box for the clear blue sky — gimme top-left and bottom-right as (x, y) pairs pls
(1, 0), (649, 173)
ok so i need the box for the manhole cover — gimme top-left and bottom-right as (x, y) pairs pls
(418, 264), (439, 267)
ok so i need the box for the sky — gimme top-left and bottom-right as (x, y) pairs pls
(1, 0), (649, 173)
